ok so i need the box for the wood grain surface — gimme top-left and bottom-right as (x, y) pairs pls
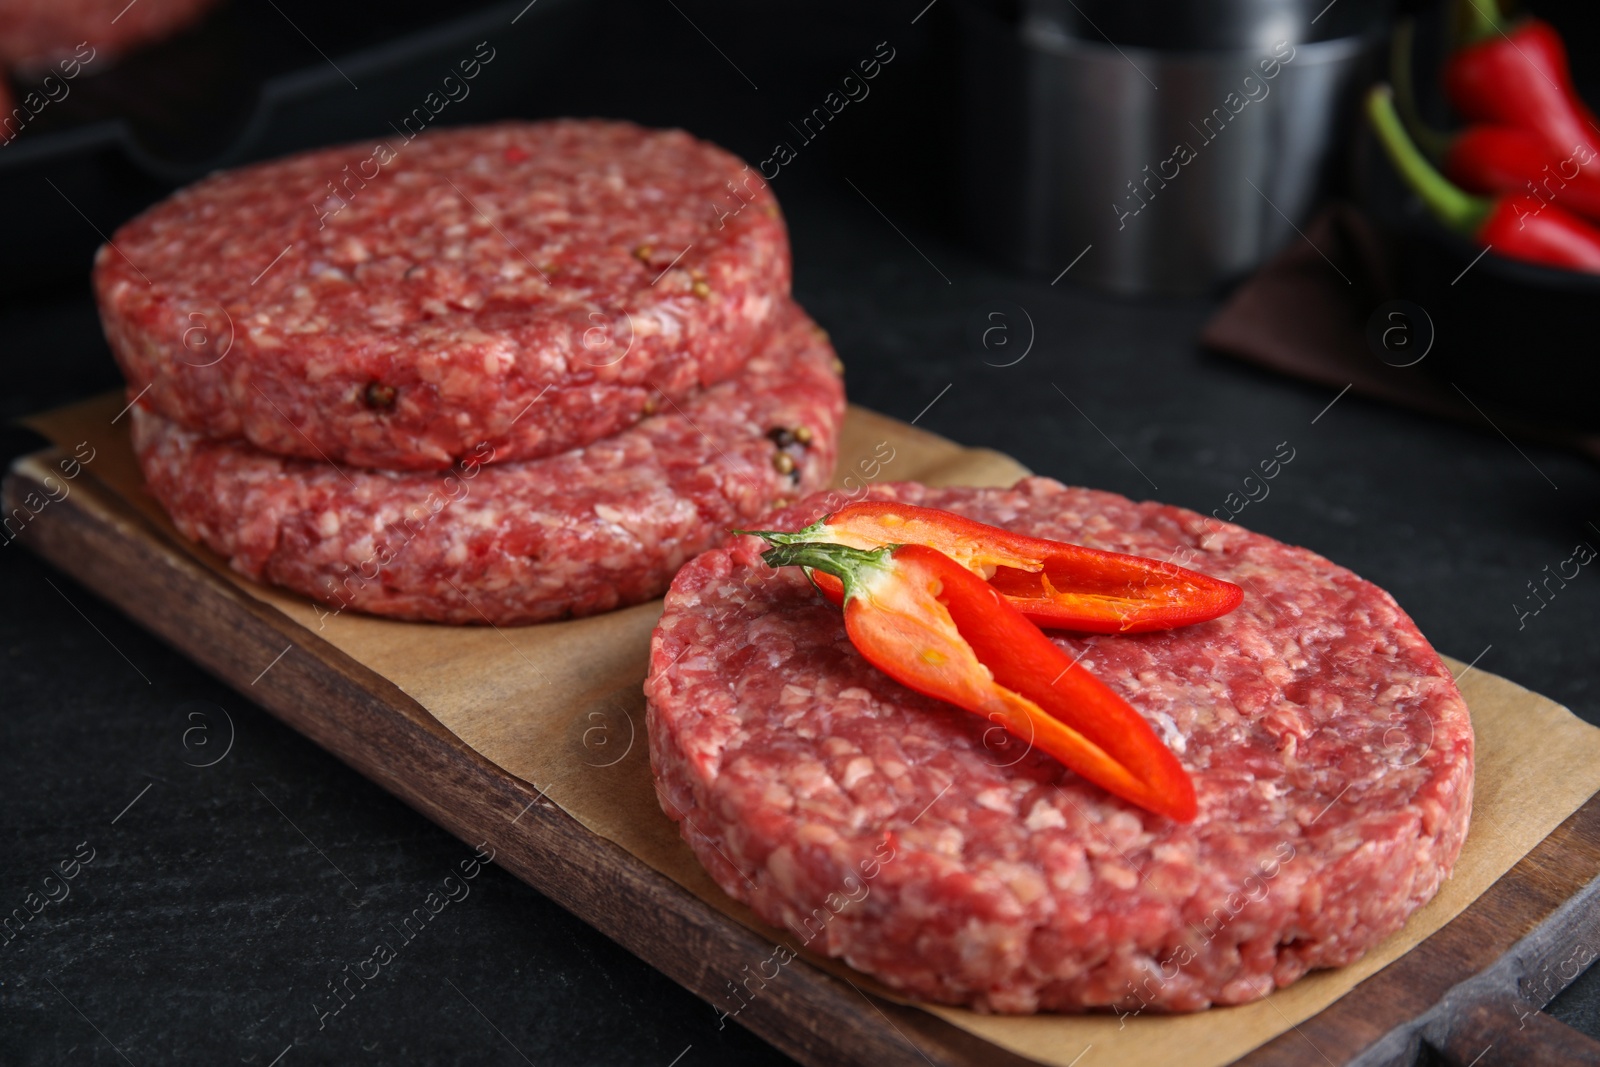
(8, 448), (1600, 1067)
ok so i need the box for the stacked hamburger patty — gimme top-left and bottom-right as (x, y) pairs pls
(98, 119), (842, 624)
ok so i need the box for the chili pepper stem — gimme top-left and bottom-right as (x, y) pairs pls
(1368, 85), (1491, 233)
(731, 520), (828, 547)
(1454, 0), (1502, 45)
(760, 541), (894, 600)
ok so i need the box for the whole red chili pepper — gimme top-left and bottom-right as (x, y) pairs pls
(1392, 19), (1600, 221)
(1445, 1), (1600, 160)
(1445, 126), (1600, 221)
(749, 501), (1242, 633)
(759, 539), (1198, 822)
(1369, 85), (1600, 273)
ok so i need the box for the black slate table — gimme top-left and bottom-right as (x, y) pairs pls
(6, 1), (1600, 1063)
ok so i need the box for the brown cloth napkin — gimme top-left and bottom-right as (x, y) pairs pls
(1201, 203), (1600, 462)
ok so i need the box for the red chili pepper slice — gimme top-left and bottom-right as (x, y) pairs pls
(1445, 3), (1600, 161)
(747, 501), (1242, 633)
(760, 540), (1198, 822)
(1368, 85), (1600, 273)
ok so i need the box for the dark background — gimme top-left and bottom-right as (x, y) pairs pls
(5, 0), (1600, 1063)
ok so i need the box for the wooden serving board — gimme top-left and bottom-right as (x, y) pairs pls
(10, 411), (1600, 1067)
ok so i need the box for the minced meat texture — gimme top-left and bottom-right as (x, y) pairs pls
(98, 119), (789, 470)
(646, 480), (1473, 1013)
(131, 303), (842, 626)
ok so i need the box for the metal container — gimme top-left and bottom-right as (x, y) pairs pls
(959, 0), (1387, 295)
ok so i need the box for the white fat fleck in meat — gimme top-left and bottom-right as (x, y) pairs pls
(975, 788), (1015, 814)
(1095, 858), (1141, 890)
(992, 861), (1050, 906)
(1024, 801), (1067, 831)
(840, 756), (875, 790)
(481, 342), (516, 376)
(1151, 710), (1186, 754)
(779, 684), (812, 708)
(788, 760), (843, 800)
(796, 823), (841, 848)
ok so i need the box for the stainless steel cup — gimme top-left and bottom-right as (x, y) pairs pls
(959, 0), (1387, 295)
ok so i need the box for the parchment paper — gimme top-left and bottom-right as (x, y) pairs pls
(24, 394), (1600, 1067)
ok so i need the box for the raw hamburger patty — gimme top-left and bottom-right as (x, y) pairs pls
(98, 119), (790, 470)
(0, 0), (215, 66)
(131, 304), (842, 626)
(646, 480), (1473, 1013)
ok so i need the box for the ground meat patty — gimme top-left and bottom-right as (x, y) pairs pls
(98, 119), (790, 470)
(130, 304), (841, 625)
(0, 0), (215, 66)
(646, 480), (1473, 1013)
